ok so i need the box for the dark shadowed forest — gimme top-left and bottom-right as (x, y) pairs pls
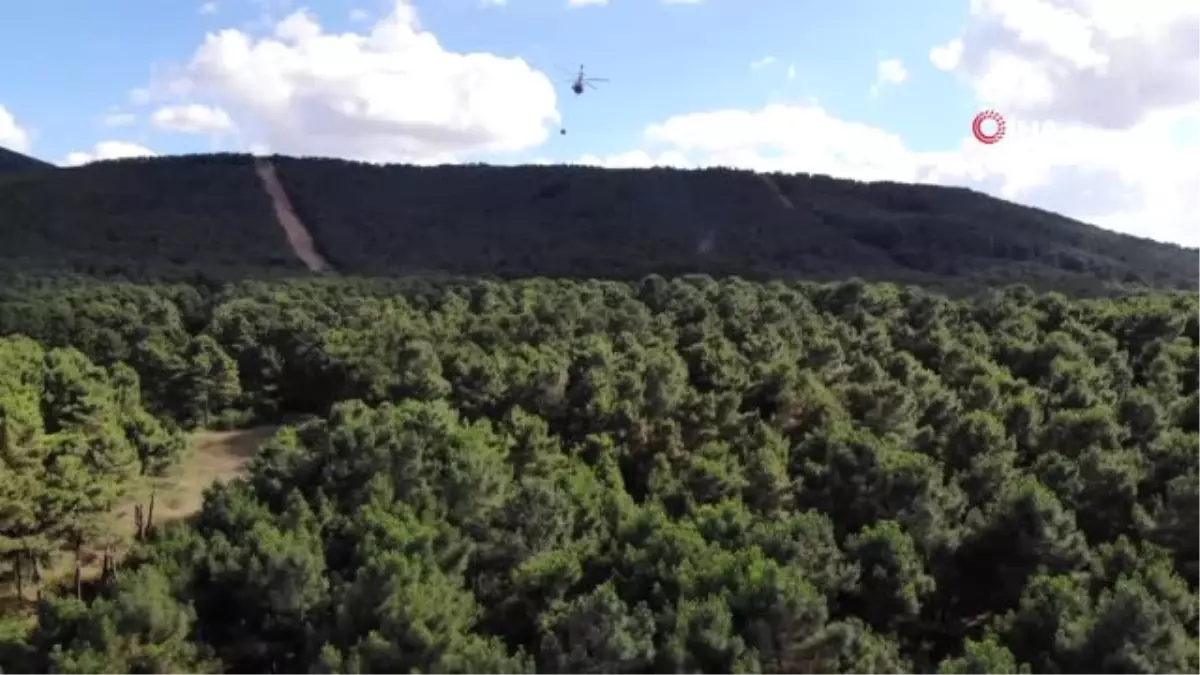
(0, 153), (1195, 292)
(0, 147), (54, 173)
(0, 150), (1196, 673)
(0, 154), (303, 279)
(273, 156), (1196, 292)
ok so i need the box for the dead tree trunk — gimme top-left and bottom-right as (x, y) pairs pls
(13, 552), (23, 602)
(29, 548), (42, 602)
(146, 491), (156, 537)
(74, 539), (84, 599)
(100, 547), (114, 586)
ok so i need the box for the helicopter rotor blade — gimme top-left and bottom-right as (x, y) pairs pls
(584, 77), (609, 83)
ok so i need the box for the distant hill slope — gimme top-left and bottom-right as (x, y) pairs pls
(0, 146), (54, 173)
(0, 151), (1194, 292)
(0, 154), (304, 278)
(273, 156), (1197, 291)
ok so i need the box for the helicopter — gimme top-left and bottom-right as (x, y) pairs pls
(559, 65), (608, 135)
(569, 65), (608, 96)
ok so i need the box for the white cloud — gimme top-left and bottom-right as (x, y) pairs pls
(929, 38), (963, 70)
(199, 1), (217, 14)
(150, 1), (559, 162)
(750, 56), (776, 70)
(934, 0), (1199, 129)
(638, 105), (920, 182)
(786, 64), (797, 80)
(574, 0), (1199, 247)
(567, 0), (607, 6)
(575, 149), (691, 169)
(151, 104), (234, 133)
(574, 99), (1200, 247)
(62, 141), (156, 167)
(870, 58), (908, 96)
(349, 8), (370, 20)
(663, 0), (702, 4)
(0, 105), (31, 152)
(877, 59), (907, 84)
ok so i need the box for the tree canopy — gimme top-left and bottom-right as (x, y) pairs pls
(0, 273), (1195, 673)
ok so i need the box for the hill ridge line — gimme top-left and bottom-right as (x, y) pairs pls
(1, 153), (1194, 291)
(254, 158), (334, 273)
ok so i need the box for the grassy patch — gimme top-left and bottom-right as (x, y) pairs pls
(1, 425), (278, 607)
(123, 425), (278, 530)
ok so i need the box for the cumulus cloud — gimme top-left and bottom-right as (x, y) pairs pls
(639, 105), (920, 182)
(577, 0), (1198, 247)
(928, 0), (1198, 243)
(151, 104), (234, 133)
(929, 38), (963, 70)
(931, 0), (1199, 128)
(63, 141), (156, 167)
(576, 99), (1199, 246)
(0, 105), (31, 152)
(575, 149), (691, 169)
(871, 58), (908, 95)
(150, 1), (559, 162)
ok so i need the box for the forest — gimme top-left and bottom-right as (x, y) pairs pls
(0, 154), (302, 280)
(0, 272), (1196, 673)
(274, 156), (1197, 291)
(0, 147), (53, 173)
(0, 152), (1196, 292)
(0, 149), (1196, 672)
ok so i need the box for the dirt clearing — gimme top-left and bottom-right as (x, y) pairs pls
(255, 158), (334, 273)
(1, 426), (278, 607)
(117, 425), (280, 529)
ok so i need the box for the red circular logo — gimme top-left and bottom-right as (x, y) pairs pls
(972, 110), (1006, 144)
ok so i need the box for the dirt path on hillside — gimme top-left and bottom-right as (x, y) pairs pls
(255, 159), (334, 273)
(759, 173), (796, 209)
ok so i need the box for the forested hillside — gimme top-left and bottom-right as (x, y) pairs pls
(274, 157), (1197, 291)
(0, 152), (1195, 293)
(0, 147), (53, 174)
(0, 274), (1196, 673)
(0, 154), (303, 279)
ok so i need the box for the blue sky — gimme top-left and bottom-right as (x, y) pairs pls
(1, 0), (1197, 246)
(4, 0), (971, 162)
